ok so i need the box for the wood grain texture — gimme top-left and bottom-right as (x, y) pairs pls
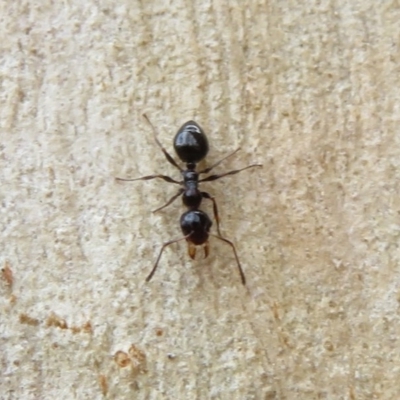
(1, 0), (399, 399)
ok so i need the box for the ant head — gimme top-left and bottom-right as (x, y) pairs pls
(173, 121), (209, 164)
(180, 210), (212, 245)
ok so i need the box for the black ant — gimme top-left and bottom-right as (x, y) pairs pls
(116, 115), (261, 285)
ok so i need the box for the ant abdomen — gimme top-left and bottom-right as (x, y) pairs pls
(174, 121), (209, 163)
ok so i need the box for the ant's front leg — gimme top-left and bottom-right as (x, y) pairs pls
(210, 233), (246, 285)
(202, 192), (222, 237)
(146, 233), (191, 282)
(153, 188), (184, 213)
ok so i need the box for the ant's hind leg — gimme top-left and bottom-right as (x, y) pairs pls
(143, 114), (183, 172)
(199, 148), (241, 174)
(199, 164), (262, 183)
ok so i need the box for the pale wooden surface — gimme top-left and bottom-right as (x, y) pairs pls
(1, 1), (399, 399)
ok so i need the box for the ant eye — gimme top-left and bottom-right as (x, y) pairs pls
(116, 115), (262, 285)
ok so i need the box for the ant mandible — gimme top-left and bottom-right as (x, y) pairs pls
(116, 115), (262, 285)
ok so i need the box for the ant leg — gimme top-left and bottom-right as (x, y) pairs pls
(116, 175), (181, 184)
(146, 234), (191, 282)
(199, 164), (262, 183)
(143, 114), (183, 172)
(201, 192), (222, 237)
(199, 148), (241, 174)
(153, 189), (184, 213)
(210, 234), (246, 285)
